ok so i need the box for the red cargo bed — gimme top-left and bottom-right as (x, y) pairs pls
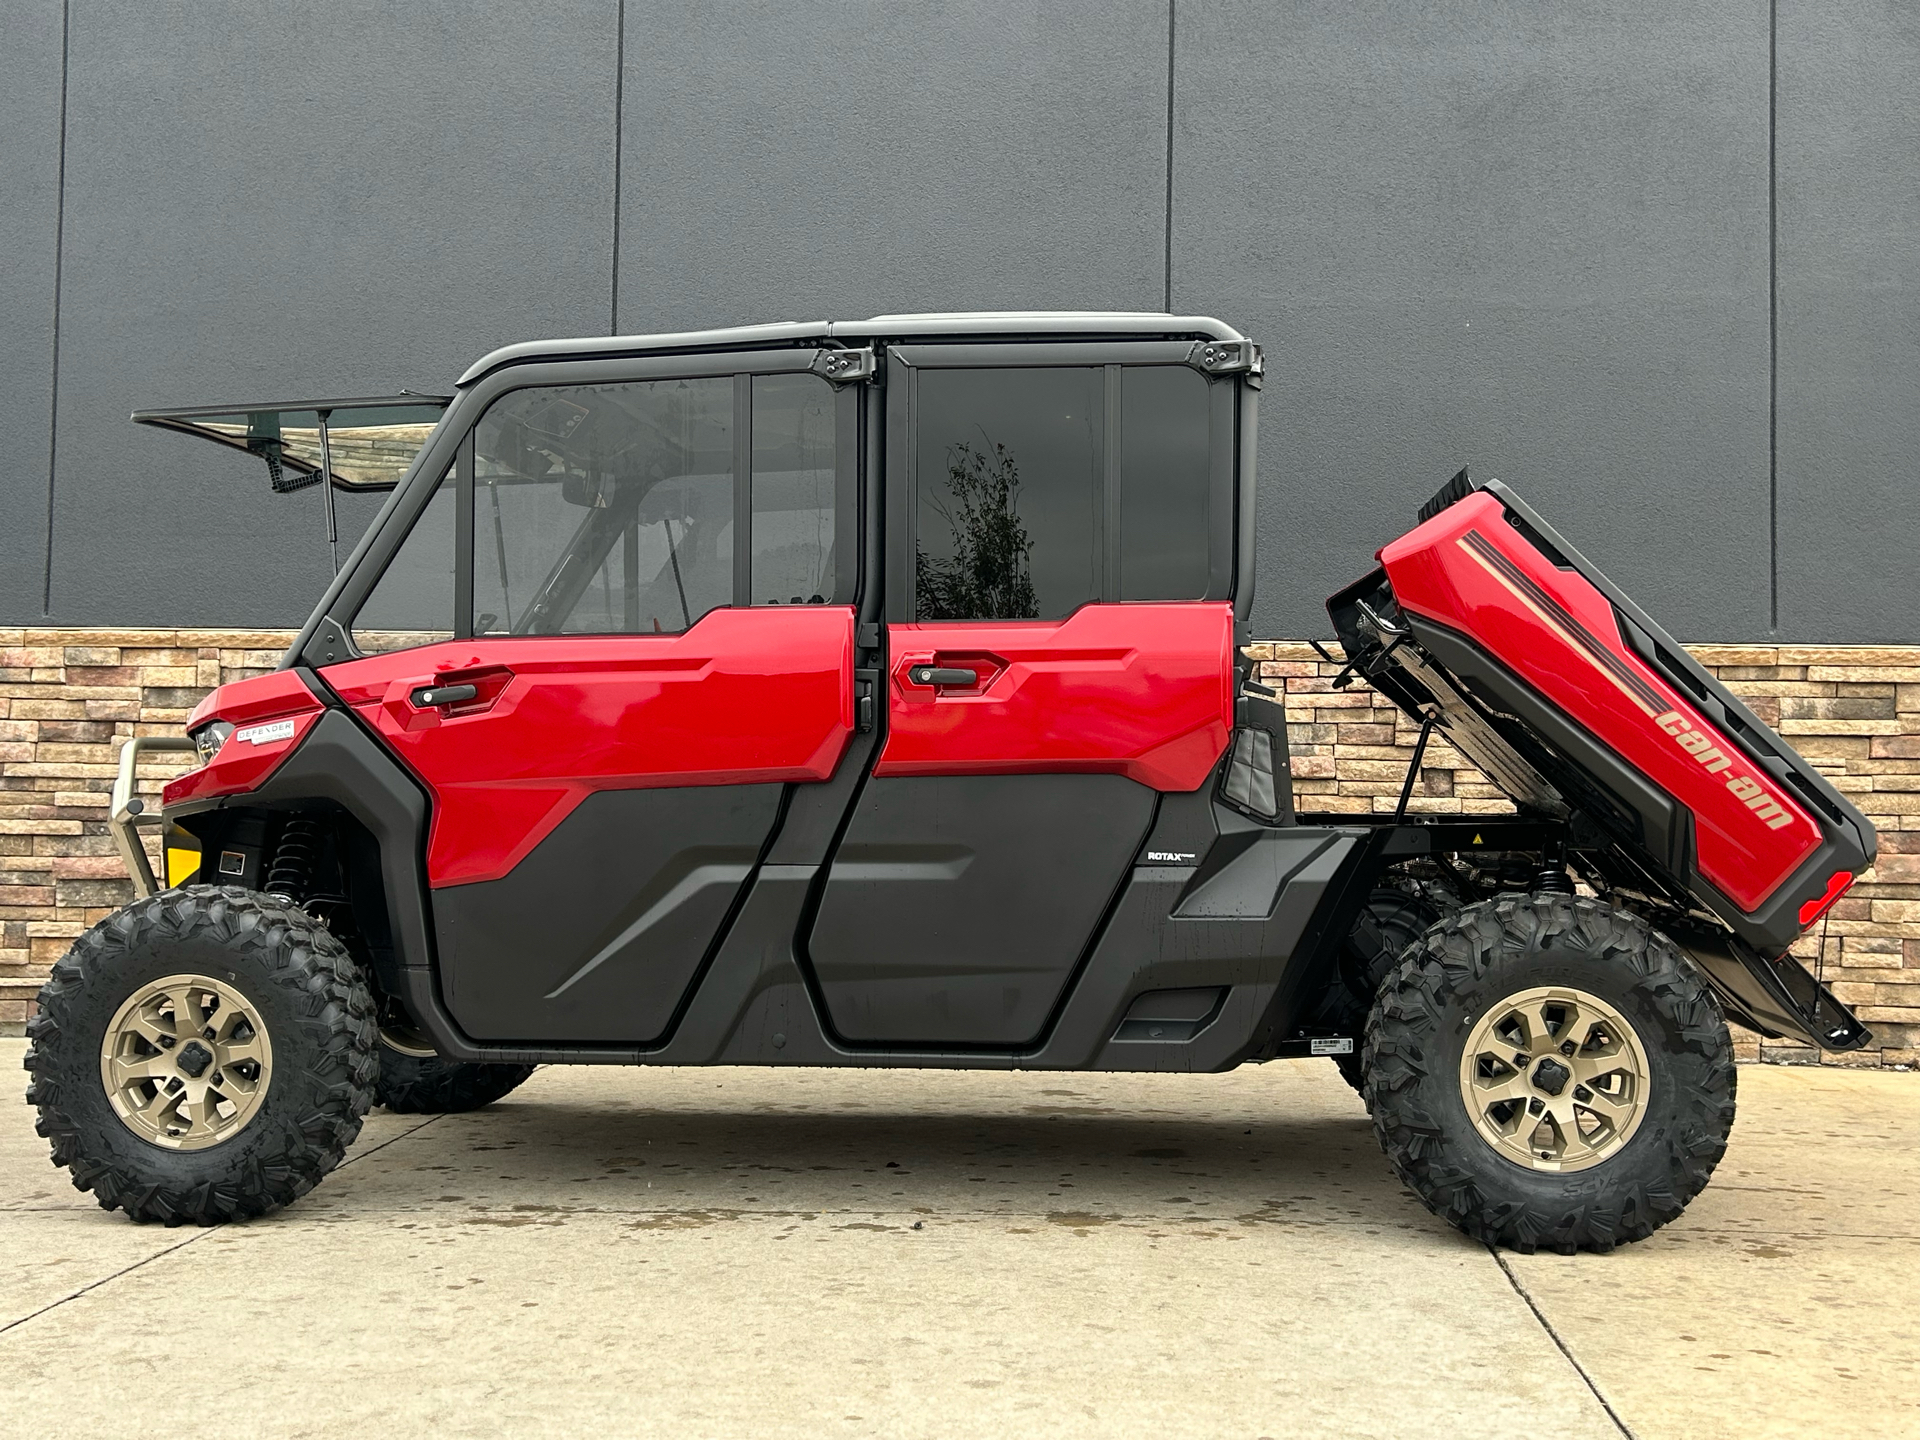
(1327, 472), (1875, 1047)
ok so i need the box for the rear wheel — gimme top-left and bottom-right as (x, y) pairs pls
(374, 1027), (534, 1114)
(1365, 893), (1735, 1253)
(23, 886), (377, 1224)
(1333, 884), (1443, 1094)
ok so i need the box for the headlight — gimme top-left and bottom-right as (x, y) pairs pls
(191, 720), (235, 766)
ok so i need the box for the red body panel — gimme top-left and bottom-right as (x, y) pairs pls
(1381, 492), (1817, 911)
(320, 607), (856, 886)
(877, 602), (1235, 792)
(164, 672), (325, 806)
(183, 669), (321, 732)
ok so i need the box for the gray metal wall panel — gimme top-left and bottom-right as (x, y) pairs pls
(1775, 2), (1920, 643)
(1174, 1), (1774, 643)
(15, 2), (1909, 644)
(0, 3), (66, 621)
(42, 0), (620, 627)
(614, 0), (1169, 333)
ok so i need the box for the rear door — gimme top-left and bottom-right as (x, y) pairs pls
(321, 352), (863, 1044)
(807, 345), (1239, 1046)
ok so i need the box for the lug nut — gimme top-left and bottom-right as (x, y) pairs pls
(1561, 1040), (1576, 1056)
(1512, 1051), (1529, 1067)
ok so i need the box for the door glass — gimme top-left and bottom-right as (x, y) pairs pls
(1117, 366), (1211, 600)
(751, 372), (836, 605)
(472, 377), (733, 635)
(351, 465), (455, 653)
(914, 367), (1100, 621)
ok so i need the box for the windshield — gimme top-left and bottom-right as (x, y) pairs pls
(133, 398), (450, 491)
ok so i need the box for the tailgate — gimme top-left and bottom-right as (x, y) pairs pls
(1327, 472), (1875, 1042)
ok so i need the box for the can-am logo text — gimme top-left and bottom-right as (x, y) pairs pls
(1654, 710), (1793, 830)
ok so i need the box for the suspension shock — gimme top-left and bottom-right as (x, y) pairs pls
(263, 815), (322, 903)
(1535, 839), (1576, 895)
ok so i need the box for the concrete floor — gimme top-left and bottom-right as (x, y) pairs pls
(1, 1040), (1914, 1439)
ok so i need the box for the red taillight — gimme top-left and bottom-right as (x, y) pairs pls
(1798, 870), (1855, 928)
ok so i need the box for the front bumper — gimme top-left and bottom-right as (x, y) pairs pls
(110, 734), (197, 897)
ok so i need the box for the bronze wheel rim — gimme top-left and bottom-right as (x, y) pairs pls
(379, 1021), (436, 1059)
(1458, 984), (1651, 1173)
(98, 973), (274, 1151)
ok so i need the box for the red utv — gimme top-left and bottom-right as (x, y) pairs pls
(25, 314), (1873, 1252)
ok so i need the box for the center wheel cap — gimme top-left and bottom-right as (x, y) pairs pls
(175, 1040), (214, 1078)
(1530, 1056), (1571, 1096)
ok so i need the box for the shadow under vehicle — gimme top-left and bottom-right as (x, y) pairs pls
(25, 313), (1874, 1252)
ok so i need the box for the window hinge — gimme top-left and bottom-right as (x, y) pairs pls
(811, 347), (877, 386)
(1185, 338), (1262, 387)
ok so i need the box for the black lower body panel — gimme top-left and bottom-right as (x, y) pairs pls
(805, 774), (1157, 1047)
(434, 784), (784, 1044)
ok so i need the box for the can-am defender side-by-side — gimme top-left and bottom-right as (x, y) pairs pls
(26, 314), (1874, 1252)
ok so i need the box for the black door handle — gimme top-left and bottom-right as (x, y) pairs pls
(412, 683), (478, 708)
(908, 666), (977, 687)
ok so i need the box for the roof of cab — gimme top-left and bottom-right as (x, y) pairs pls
(454, 311), (1247, 386)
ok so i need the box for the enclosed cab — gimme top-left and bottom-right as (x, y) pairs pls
(27, 313), (1872, 1253)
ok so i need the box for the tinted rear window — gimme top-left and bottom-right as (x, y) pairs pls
(914, 367), (1101, 621)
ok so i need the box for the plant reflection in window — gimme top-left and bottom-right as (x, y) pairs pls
(916, 440), (1037, 621)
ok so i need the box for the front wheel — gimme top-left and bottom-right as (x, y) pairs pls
(23, 887), (377, 1224)
(1365, 893), (1735, 1253)
(374, 1030), (534, 1114)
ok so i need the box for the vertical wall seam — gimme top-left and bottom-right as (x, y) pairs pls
(1163, 1), (1176, 312)
(1768, 0), (1779, 633)
(41, 0), (72, 617)
(610, 0), (626, 335)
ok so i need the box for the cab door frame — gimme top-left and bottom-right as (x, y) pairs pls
(882, 340), (1241, 621)
(298, 348), (866, 668)
(310, 344), (870, 1047)
(800, 339), (1245, 1050)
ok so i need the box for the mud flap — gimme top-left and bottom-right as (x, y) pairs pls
(1672, 928), (1872, 1052)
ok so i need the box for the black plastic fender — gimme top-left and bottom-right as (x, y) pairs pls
(182, 709), (436, 979)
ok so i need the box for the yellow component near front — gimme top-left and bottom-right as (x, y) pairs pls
(164, 824), (201, 888)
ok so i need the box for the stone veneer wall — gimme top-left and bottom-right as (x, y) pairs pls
(3, 629), (1915, 1066)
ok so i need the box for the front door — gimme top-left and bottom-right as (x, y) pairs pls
(807, 348), (1239, 1047)
(323, 358), (860, 1044)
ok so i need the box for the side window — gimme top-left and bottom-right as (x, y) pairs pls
(913, 367), (1100, 621)
(751, 372), (837, 605)
(1117, 366), (1211, 601)
(472, 378), (733, 635)
(351, 465), (455, 654)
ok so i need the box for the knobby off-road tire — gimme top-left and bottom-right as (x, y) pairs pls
(1334, 885), (1444, 1095)
(1364, 893), (1735, 1253)
(23, 886), (377, 1225)
(374, 1040), (534, 1114)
